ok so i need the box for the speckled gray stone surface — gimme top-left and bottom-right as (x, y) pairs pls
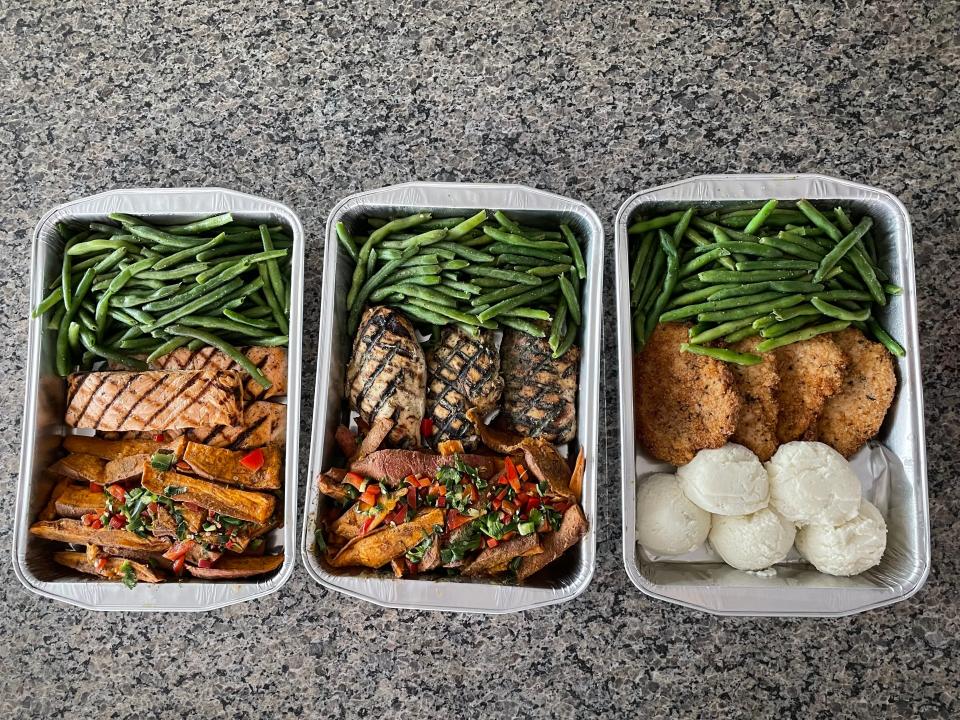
(1, 1), (958, 718)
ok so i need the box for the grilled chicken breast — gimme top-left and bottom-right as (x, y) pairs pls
(499, 327), (579, 444)
(346, 306), (426, 448)
(425, 326), (503, 450)
(151, 346), (286, 400)
(66, 370), (244, 431)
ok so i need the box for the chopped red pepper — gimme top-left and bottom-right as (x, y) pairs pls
(89, 482), (104, 493)
(176, 461), (191, 472)
(358, 490), (378, 508)
(485, 538), (498, 548)
(359, 517), (374, 536)
(94, 556), (108, 571)
(446, 510), (472, 531)
(109, 514), (127, 529)
(403, 474), (418, 487)
(521, 482), (538, 494)
(197, 558), (214, 569)
(147, 502), (159, 516)
(81, 513), (98, 527)
(89, 517), (103, 529)
(366, 483), (381, 497)
(508, 475), (521, 494)
(239, 448), (265, 472)
(495, 488), (508, 502)
(172, 557), (185, 575)
(344, 472), (366, 490)
(498, 473), (509, 486)
(417, 476), (431, 488)
(163, 539), (196, 561)
(384, 505), (407, 527)
(406, 486), (417, 511)
(525, 496), (541, 511)
(436, 495), (446, 508)
(107, 485), (127, 503)
(153, 433), (165, 442)
(505, 457), (519, 481)
(420, 417), (433, 439)
(492, 499), (502, 511)
(552, 501), (571, 514)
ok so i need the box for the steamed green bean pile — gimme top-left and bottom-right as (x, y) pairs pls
(628, 199), (905, 365)
(338, 210), (586, 358)
(33, 213), (291, 387)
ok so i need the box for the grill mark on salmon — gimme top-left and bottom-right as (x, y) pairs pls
(114, 373), (167, 429)
(150, 346), (286, 400)
(139, 370), (207, 429)
(73, 374), (107, 427)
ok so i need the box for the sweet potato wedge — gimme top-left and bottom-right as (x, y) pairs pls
(516, 504), (588, 581)
(54, 551), (165, 583)
(332, 492), (400, 540)
(150, 503), (205, 538)
(30, 519), (171, 553)
(330, 507), (443, 568)
(181, 442), (282, 490)
(334, 425), (358, 458)
(39, 476), (72, 521)
(352, 417), (394, 460)
(48, 453), (107, 484)
(184, 553), (284, 579)
(569, 447), (585, 501)
(141, 465), (275, 524)
(62, 435), (163, 460)
(461, 534), (542, 577)
(102, 437), (187, 484)
(54, 483), (106, 518)
(317, 468), (351, 503)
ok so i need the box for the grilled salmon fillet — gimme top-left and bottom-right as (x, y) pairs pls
(185, 401), (286, 449)
(499, 326), (579, 444)
(346, 306), (426, 448)
(65, 370), (244, 431)
(425, 326), (503, 450)
(150, 346), (286, 400)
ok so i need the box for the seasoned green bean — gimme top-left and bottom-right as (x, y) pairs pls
(735, 259), (817, 272)
(760, 314), (820, 338)
(166, 324), (270, 388)
(680, 343), (762, 365)
(810, 296), (870, 322)
(660, 291), (787, 322)
(698, 268), (808, 284)
(499, 316), (546, 336)
(447, 211), (488, 240)
(560, 224), (587, 280)
(755, 320), (851, 352)
(697, 293), (806, 323)
(814, 216), (874, 283)
(481, 226), (568, 252)
(742, 199), (778, 234)
(627, 210), (687, 235)
(796, 199), (843, 242)
(687, 315), (764, 345)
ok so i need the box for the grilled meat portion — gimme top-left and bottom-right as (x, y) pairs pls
(346, 306), (426, 448)
(425, 326), (503, 450)
(349, 449), (503, 487)
(66, 370), (244, 431)
(151, 346), (286, 400)
(499, 327), (579, 444)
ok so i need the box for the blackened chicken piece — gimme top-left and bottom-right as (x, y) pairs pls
(425, 326), (503, 450)
(346, 306), (426, 448)
(500, 327), (579, 445)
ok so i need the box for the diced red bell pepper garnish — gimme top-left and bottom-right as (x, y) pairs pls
(358, 490), (378, 508)
(89, 482), (104, 493)
(81, 513), (97, 527)
(485, 538), (498, 549)
(404, 474), (418, 487)
(501, 510), (513, 523)
(446, 510), (472, 531)
(366, 483), (381, 497)
(552, 501), (571, 514)
(385, 505), (407, 527)
(359, 517), (374, 536)
(497, 473), (509, 486)
(427, 483), (440, 497)
(492, 499), (502, 511)
(153, 433), (165, 442)
(495, 488), (508, 502)
(197, 558), (214, 569)
(239, 448), (265, 472)
(417, 476), (431, 488)
(176, 461), (191, 472)
(109, 514), (127, 529)
(505, 456), (518, 480)
(406, 486), (417, 511)
(94, 556), (108, 571)
(522, 482), (538, 494)
(436, 495), (446, 508)
(437, 484), (447, 496)
(90, 517), (103, 529)
(526, 496), (541, 511)
(107, 485), (127, 503)
(420, 417), (433, 439)
(517, 464), (527, 480)
(163, 539), (196, 561)
(172, 557), (185, 575)
(345, 472), (366, 490)
(516, 492), (529, 507)
(147, 502), (159, 516)
(508, 475), (521, 494)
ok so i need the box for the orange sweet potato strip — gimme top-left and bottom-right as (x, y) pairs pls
(141, 465), (275, 524)
(330, 508), (443, 569)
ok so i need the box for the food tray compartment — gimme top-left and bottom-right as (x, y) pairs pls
(615, 173), (929, 616)
(301, 182), (602, 613)
(14, 187), (304, 611)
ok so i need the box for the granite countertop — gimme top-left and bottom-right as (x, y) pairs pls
(1, 1), (957, 717)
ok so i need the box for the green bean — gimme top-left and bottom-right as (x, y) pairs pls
(499, 316), (546, 337)
(697, 294), (806, 323)
(471, 283), (530, 307)
(865, 318), (906, 357)
(378, 283), (457, 307)
(752, 315), (779, 330)
(679, 247), (732, 278)
(796, 200), (843, 242)
(439, 260), (469, 272)
(447, 211), (488, 240)
(691, 217), (761, 243)
(559, 274), (583, 325)
(884, 283), (903, 296)
(832, 207), (855, 234)
(680, 343), (762, 365)
(638, 242), (666, 311)
(142, 277), (244, 333)
(809, 289), (873, 302)
(553, 318), (577, 358)
(698, 268), (808, 284)
(784, 224), (824, 237)
(138, 262), (209, 281)
(629, 232), (656, 301)
(55, 268), (96, 375)
(48, 304), (66, 331)
(422, 217), (467, 231)
(760, 314), (820, 338)
(660, 291), (787, 322)
(163, 213), (234, 235)
(33, 287), (63, 318)
(669, 285), (731, 308)
(393, 269), (441, 286)
(765, 233), (827, 262)
(670, 207), (695, 246)
(687, 315), (764, 345)
(389, 302), (449, 326)
(431, 242), (495, 263)
(150, 232), (227, 270)
(166, 325), (270, 388)
(126, 225), (202, 249)
(498, 253), (554, 268)
(627, 210), (687, 235)
(768, 280), (823, 293)
(175, 315), (276, 337)
(398, 228), (448, 250)
(258, 225), (287, 313)
(814, 216), (873, 283)
(560, 224), (587, 280)
(810, 296), (870, 322)
(684, 226), (737, 270)
(773, 303), (822, 321)
(735, 259), (818, 272)
(862, 231), (879, 266)
(548, 300), (568, 353)
(67, 321), (81, 354)
(696, 238), (783, 258)
(529, 263), (572, 277)
(146, 336), (189, 364)
(405, 298), (480, 326)
(846, 245), (886, 305)
(442, 279), (482, 296)
(742, 199), (779, 234)
(257, 264), (288, 335)
(493, 211), (524, 235)
(481, 226), (567, 252)
(350, 242), (423, 315)
(336, 221), (359, 263)
(477, 281), (560, 323)
(369, 213), (432, 247)
(91, 247), (130, 275)
(504, 307), (551, 321)
(77, 327), (148, 370)
(462, 265), (541, 286)
(642, 231), (680, 339)
(67, 238), (137, 256)
(723, 324), (761, 343)
(755, 320), (851, 352)
(460, 234), (495, 248)
(431, 284), (471, 301)
(485, 242), (566, 262)
(117, 336), (163, 351)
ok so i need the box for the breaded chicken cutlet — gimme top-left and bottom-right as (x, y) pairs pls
(813, 328), (896, 457)
(774, 335), (848, 443)
(729, 336), (781, 461)
(633, 323), (741, 465)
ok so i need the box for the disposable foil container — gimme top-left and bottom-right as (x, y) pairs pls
(301, 182), (602, 613)
(615, 174), (929, 617)
(14, 187), (304, 611)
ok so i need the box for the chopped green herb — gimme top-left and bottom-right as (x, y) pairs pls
(314, 529), (327, 553)
(119, 560), (137, 589)
(162, 485), (186, 497)
(150, 451), (176, 471)
(405, 536), (433, 564)
(508, 556), (523, 574)
(517, 520), (536, 536)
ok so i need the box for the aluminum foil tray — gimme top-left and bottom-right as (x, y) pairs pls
(14, 187), (304, 611)
(301, 182), (602, 613)
(614, 174), (929, 616)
